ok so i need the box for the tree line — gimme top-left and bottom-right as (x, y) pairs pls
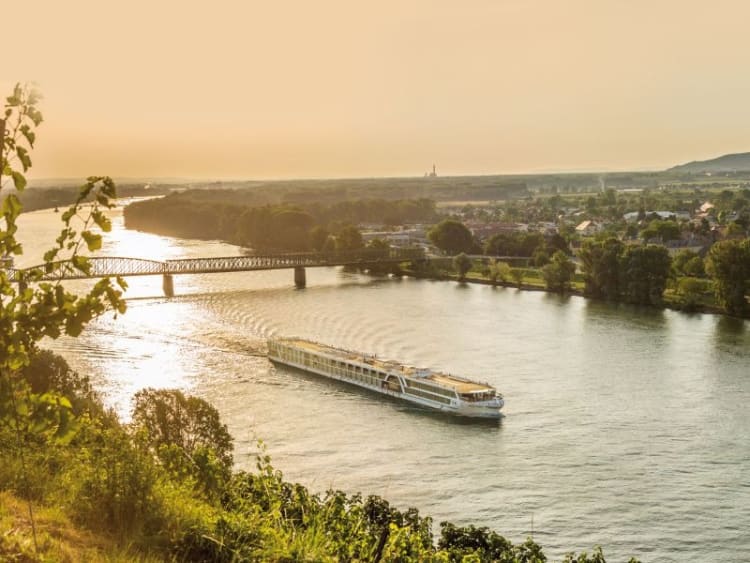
(124, 193), (437, 252)
(427, 219), (750, 316)
(428, 219), (571, 264)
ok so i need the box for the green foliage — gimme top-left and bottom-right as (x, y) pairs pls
(20, 349), (105, 418)
(125, 192), (437, 252)
(484, 231), (557, 258)
(578, 238), (624, 300)
(639, 219), (680, 243)
(453, 252), (473, 281)
(428, 219), (476, 254)
(672, 249), (705, 277)
(706, 238), (750, 316)
(131, 388), (234, 500)
(63, 422), (159, 538)
(620, 245), (672, 306)
(510, 268), (525, 288)
(437, 523), (551, 562)
(1, 84), (126, 472)
(542, 251), (576, 293)
(561, 546), (641, 563)
(335, 223), (364, 251)
(580, 239), (672, 306)
(438, 522), (514, 562)
(488, 260), (512, 283)
(533, 248), (550, 267)
(676, 277), (710, 310)
(309, 224), (330, 251)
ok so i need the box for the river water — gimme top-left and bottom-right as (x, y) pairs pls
(15, 205), (750, 562)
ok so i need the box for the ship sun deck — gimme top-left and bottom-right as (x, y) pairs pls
(283, 339), (493, 389)
(267, 338), (503, 418)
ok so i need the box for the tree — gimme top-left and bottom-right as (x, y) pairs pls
(677, 277), (706, 311)
(452, 253), (473, 281)
(542, 251), (576, 293)
(308, 225), (330, 251)
(488, 260), (511, 284)
(20, 350), (104, 418)
(428, 219), (475, 254)
(640, 219), (680, 243)
(619, 245), (672, 306)
(335, 224), (364, 251)
(683, 255), (705, 277)
(268, 208), (315, 251)
(532, 248), (550, 267)
(485, 231), (545, 257)
(578, 238), (624, 300)
(510, 268), (524, 288)
(131, 388), (234, 498)
(706, 239), (750, 316)
(673, 249), (703, 277)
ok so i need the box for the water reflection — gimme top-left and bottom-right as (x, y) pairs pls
(582, 299), (668, 331)
(713, 315), (749, 358)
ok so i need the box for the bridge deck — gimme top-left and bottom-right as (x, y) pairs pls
(9, 248), (425, 281)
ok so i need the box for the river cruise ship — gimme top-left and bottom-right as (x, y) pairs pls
(267, 338), (504, 418)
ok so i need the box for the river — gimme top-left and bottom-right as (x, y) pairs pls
(16, 204), (750, 562)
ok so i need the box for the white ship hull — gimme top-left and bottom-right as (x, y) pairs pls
(268, 339), (504, 419)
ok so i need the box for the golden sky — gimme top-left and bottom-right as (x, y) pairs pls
(4, 0), (750, 180)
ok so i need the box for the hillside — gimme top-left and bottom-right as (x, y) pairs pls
(669, 152), (750, 174)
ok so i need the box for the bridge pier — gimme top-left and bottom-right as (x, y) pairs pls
(162, 273), (175, 297)
(294, 266), (306, 289)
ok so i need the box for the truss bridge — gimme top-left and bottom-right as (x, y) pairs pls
(9, 247), (425, 296)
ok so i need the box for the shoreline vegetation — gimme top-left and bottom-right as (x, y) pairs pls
(400, 263), (728, 318)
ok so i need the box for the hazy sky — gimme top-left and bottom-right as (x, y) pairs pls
(4, 0), (750, 180)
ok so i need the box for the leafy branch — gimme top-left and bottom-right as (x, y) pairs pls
(1, 84), (131, 555)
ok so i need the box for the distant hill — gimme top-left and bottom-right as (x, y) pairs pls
(669, 152), (750, 174)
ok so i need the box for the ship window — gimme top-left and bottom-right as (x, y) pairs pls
(404, 387), (452, 404)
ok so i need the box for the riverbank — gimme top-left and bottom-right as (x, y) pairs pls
(400, 265), (730, 318)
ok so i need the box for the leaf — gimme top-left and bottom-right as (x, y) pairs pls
(11, 170), (26, 191)
(16, 146), (32, 172)
(78, 181), (94, 198)
(2, 194), (22, 219)
(91, 210), (112, 232)
(27, 88), (42, 106)
(20, 124), (36, 148)
(81, 230), (102, 251)
(100, 177), (116, 198)
(71, 255), (91, 274)
(28, 108), (43, 127)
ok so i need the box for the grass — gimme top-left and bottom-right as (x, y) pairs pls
(0, 491), (162, 563)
